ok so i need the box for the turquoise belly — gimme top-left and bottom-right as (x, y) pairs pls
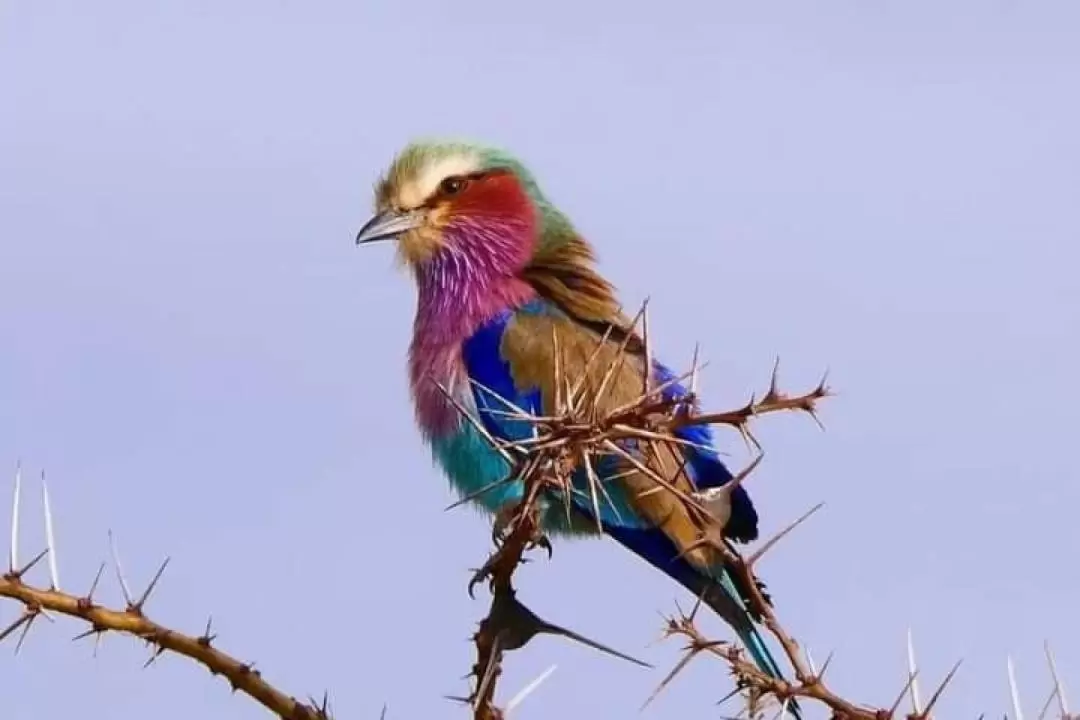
(430, 421), (646, 535)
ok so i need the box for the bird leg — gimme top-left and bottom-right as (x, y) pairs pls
(490, 501), (551, 556)
(491, 504), (516, 547)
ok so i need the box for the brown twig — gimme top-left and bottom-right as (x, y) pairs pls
(1, 466), (332, 720)
(443, 303), (998, 720)
(1, 574), (327, 719)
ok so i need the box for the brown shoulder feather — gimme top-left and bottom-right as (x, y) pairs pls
(523, 236), (645, 354)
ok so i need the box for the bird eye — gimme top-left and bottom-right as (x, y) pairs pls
(439, 175), (468, 196)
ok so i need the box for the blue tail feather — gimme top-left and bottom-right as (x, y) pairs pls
(604, 524), (802, 719)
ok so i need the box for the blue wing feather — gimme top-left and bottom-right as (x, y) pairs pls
(461, 299), (757, 539)
(456, 299), (798, 715)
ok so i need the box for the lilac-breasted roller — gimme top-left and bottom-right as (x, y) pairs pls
(356, 140), (794, 698)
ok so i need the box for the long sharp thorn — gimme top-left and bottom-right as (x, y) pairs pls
(570, 321), (616, 408)
(431, 379), (517, 463)
(1037, 688), (1058, 720)
(594, 303), (648, 413)
(686, 588), (707, 624)
(581, 449), (621, 529)
(1009, 655), (1025, 720)
(689, 343), (701, 398)
(582, 457), (604, 533)
(608, 359), (712, 418)
(670, 536), (714, 565)
(135, 556), (171, 611)
(642, 297), (653, 399)
(1045, 641), (1070, 717)
(444, 474), (519, 512)
(888, 670), (920, 716)
(723, 451), (763, 497)
(587, 451), (623, 523)
(602, 439), (701, 512)
(15, 547), (49, 578)
(10, 461), (21, 572)
(86, 561), (106, 602)
(642, 647), (703, 710)
(551, 324), (564, 413)
(771, 699), (791, 720)
(908, 628), (923, 715)
(71, 625), (101, 642)
(143, 645), (166, 668)
(0, 612), (32, 644)
(764, 356), (782, 403)
(472, 633), (502, 711)
(692, 453), (764, 521)
(817, 650), (836, 681)
(748, 502), (825, 566)
(558, 472), (575, 527)
(42, 474), (60, 590)
(563, 371), (582, 416)
(537, 618), (651, 668)
(505, 664), (558, 714)
(13, 612), (37, 654)
(477, 408), (557, 422)
(468, 378), (534, 419)
(593, 350), (629, 419)
(611, 424), (716, 454)
(805, 646), (818, 677)
(108, 530), (134, 606)
(923, 659), (962, 717)
(816, 368), (832, 397)
(715, 684), (745, 708)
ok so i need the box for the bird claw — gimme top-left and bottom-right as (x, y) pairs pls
(527, 533), (553, 558)
(468, 558), (498, 599)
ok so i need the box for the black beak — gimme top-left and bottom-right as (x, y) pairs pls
(355, 209), (423, 245)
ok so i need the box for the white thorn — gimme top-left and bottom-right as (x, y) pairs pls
(806, 646), (818, 677)
(642, 298), (653, 398)
(505, 664), (557, 715)
(770, 698), (792, 720)
(1009, 655), (1025, 720)
(42, 472), (60, 590)
(10, 460), (22, 572)
(907, 628), (923, 715)
(1045, 642), (1070, 717)
(108, 530), (133, 605)
(689, 343), (701, 397)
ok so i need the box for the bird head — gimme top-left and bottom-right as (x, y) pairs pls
(356, 140), (565, 277)
(357, 140), (628, 334)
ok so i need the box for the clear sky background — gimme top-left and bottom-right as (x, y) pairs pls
(2, 2), (1078, 719)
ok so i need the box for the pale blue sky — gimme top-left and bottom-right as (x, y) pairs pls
(2, 2), (1078, 719)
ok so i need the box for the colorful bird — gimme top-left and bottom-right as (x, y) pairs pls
(356, 140), (795, 705)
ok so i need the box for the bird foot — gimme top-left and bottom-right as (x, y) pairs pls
(490, 505), (552, 558)
(526, 533), (552, 558)
(468, 555), (501, 598)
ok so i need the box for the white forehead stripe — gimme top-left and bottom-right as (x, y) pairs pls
(397, 152), (482, 209)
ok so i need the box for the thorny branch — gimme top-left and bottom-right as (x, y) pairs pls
(0, 465), (332, 720)
(2, 303), (1074, 720)
(442, 302), (1075, 720)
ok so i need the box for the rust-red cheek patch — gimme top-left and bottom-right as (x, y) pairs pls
(451, 170), (535, 229)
